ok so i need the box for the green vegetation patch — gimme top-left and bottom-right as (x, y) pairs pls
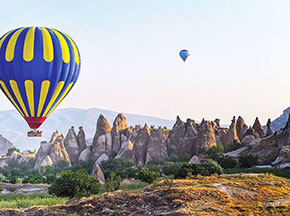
(0, 192), (67, 208)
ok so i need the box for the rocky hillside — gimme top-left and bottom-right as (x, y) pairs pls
(31, 112), (279, 174)
(1, 174), (289, 215)
(272, 106), (290, 131)
(0, 135), (14, 156)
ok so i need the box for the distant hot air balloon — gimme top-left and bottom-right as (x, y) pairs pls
(0, 27), (80, 137)
(179, 49), (189, 62)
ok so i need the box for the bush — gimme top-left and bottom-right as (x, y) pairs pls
(105, 172), (122, 192)
(23, 173), (46, 184)
(216, 155), (237, 169)
(174, 161), (223, 179)
(100, 158), (136, 179)
(6, 147), (20, 156)
(161, 163), (182, 176)
(224, 140), (241, 153)
(48, 169), (100, 198)
(136, 168), (161, 184)
(239, 154), (259, 168)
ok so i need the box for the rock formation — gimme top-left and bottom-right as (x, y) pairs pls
(181, 119), (198, 156)
(64, 126), (79, 162)
(244, 127), (259, 139)
(266, 119), (274, 137)
(132, 124), (150, 167)
(0, 135), (14, 156)
(92, 115), (112, 159)
(188, 155), (201, 164)
(77, 126), (86, 152)
(236, 116), (248, 141)
(34, 131), (71, 169)
(166, 116), (186, 157)
(196, 120), (217, 151)
(145, 129), (168, 164)
(78, 147), (93, 162)
(111, 113), (128, 152)
(272, 145), (290, 168)
(223, 116), (240, 145)
(116, 135), (133, 160)
(252, 117), (265, 138)
(277, 114), (290, 147)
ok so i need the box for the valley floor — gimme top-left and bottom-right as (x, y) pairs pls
(0, 173), (289, 216)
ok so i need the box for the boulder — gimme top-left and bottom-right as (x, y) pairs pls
(91, 164), (105, 185)
(145, 129), (168, 164)
(111, 113), (128, 152)
(77, 126), (86, 152)
(241, 135), (256, 145)
(265, 119), (274, 137)
(188, 155), (201, 164)
(252, 117), (265, 138)
(64, 126), (80, 162)
(272, 145), (290, 167)
(78, 147), (93, 162)
(132, 124), (150, 167)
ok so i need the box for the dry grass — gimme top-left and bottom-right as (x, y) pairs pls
(0, 173), (289, 215)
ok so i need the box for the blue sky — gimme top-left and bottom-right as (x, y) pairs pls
(0, 0), (290, 125)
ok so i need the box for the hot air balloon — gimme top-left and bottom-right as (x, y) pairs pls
(179, 49), (189, 62)
(0, 27), (80, 137)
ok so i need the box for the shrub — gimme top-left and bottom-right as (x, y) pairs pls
(105, 172), (122, 192)
(136, 168), (161, 184)
(23, 173), (46, 184)
(0, 184), (3, 194)
(161, 163), (182, 176)
(6, 147), (20, 156)
(239, 154), (259, 168)
(224, 140), (241, 153)
(174, 161), (223, 179)
(48, 169), (100, 198)
(216, 155), (237, 169)
(100, 158), (136, 179)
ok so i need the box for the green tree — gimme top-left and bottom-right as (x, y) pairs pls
(136, 168), (161, 184)
(174, 160), (223, 179)
(48, 169), (100, 198)
(239, 154), (259, 168)
(105, 172), (122, 192)
(6, 147), (20, 156)
(100, 158), (136, 179)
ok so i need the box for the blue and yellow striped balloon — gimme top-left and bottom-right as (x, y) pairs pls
(0, 27), (81, 129)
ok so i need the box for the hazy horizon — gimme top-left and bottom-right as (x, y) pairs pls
(0, 0), (290, 125)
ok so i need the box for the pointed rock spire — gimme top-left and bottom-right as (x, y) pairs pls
(111, 113), (128, 152)
(253, 117), (265, 137)
(266, 119), (274, 137)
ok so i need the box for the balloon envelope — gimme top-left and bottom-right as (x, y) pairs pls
(179, 49), (189, 62)
(0, 27), (81, 129)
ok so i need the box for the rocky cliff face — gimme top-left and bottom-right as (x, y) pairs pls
(132, 125), (150, 167)
(0, 134), (14, 156)
(236, 116), (248, 141)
